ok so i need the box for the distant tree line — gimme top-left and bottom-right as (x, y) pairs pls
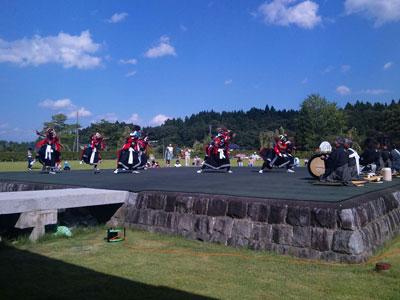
(1, 94), (399, 155)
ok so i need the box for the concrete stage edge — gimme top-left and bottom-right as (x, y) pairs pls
(1, 171), (400, 263)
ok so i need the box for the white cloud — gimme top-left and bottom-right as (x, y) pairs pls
(341, 65), (351, 72)
(67, 107), (92, 118)
(0, 30), (101, 69)
(345, 0), (400, 27)
(38, 98), (92, 119)
(224, 79), (233, 85)
(180, 25), (188, 31)
(144, 36), (176, 58)
(256, 0), (322, 29)
(125, 71), (137, 77)
(38, 99), (73, 110)
(122, 113), (171, 126)
(336, 85), (351, 95)
(124, 113), (141, 124)
(149, 114), (171, 126)
(119, 58), (137, 65)
(0, 123), (9, 129)
(91, 113), (119, 124)
(107, 12), (128, 23)
(301, 78), (308, 84)
(322, 65), (335, 74)
(359, 89), (390, 95)
(383, 61), (393, 70)
(0, 126), (37, 142)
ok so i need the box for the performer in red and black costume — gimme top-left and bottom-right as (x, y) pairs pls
(36, 128), (63, 174)
(114, 125), (142, 174)
(80, 132), (108, 173)
(138, 131), (154, 170)
(197, 127), (236, 173)
(284, 136), (296, 172)
(259, 135), (294, 173)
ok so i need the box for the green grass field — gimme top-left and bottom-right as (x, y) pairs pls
(1, 227), (399, 300)
(0, 159), (270, 172)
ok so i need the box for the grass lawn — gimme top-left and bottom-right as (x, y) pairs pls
(0, 159), (273, 172)
(1, 227), (399, 300)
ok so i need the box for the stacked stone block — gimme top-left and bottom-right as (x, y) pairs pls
(108, 190), (400, 263)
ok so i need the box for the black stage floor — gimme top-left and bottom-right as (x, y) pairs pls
(0, 167), (399, 203)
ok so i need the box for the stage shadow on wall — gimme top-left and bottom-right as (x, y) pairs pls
(0, 243), (216, 300)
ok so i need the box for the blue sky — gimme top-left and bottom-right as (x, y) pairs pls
(1, 0), (399, 141)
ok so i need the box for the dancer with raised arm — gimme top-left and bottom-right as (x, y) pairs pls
(36, 128), (63, 174)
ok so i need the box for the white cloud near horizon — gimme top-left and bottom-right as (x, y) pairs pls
(0, 30), (101, 69)
(0, 124), (37, 142)
(123, 113), (141, 124)
(38, 98), (92, 119)
(90, 113), (119, 124)
(336, 86), (389, 96)
(345, 0), (400, 27)
(149, 114), (171, 126)
(336, 85), (351, 95)
(107, 12), (128, 23)
(119, 58), (137, 65)
(359, 89), (390, 95)
(256, 0), (322, 29)
(125, 71), (137, 77)
(384, 61), (393, 70)
(67, 107), (92, 119)
(144, 36), (176, 58)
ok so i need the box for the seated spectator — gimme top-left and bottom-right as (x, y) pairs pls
(237, 157), (243, 167)
(174, 160), (182, 167)
(63, 161), (71, 170)
(151, 160), (160, 168)
(248, 157), (255, 167)
(165, 159), (170, 167)
(391, 144), (400, 175)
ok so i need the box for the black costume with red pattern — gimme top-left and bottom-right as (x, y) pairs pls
(259, 139), (293, 171)
(116, 135), (142, 170)
(138, 134), (150, 169)
(81, 135), (105, 165)
(203, 132), (231, 170)
(36, 130), (62, 168)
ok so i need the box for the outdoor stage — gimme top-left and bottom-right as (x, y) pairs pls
(1, 167), (400, 263)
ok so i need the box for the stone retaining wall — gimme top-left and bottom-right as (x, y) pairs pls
(0, 181), (76, 192)
(108, 189), (400, 263)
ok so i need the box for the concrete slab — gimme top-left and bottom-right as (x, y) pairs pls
(0, 188), (129, 215)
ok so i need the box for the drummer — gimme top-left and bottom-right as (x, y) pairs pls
(319, 136), (353, 186)
(344, 138), (361, 180)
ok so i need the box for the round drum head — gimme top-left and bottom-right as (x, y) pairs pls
(307, 154), (326, 179)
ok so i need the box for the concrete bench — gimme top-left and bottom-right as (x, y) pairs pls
(0, 188), (129, 241)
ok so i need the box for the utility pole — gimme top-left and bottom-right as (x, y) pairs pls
(162, 138), (165, 161)
(75, 111), (79, 152)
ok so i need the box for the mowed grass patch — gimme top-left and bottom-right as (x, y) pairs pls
(0, 158), (304, 172)
(1, 227), (399, 300)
